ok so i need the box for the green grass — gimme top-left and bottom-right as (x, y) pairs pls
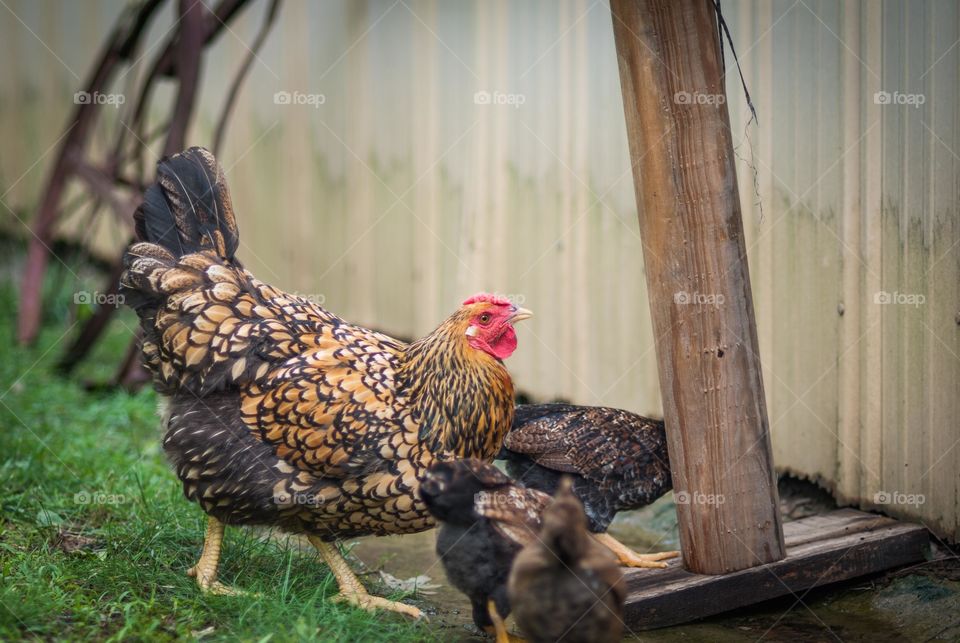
(0, 267), (439, 642)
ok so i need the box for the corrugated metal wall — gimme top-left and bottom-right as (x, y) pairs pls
(725, 0), (960, 541)
(2, 0), (957, 540)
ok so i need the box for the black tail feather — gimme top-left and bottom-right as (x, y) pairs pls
(133, 147), (239, 261)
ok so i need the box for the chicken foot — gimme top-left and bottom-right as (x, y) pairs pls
(593, 533), (680, 569)
(486, 599), (524, 643)
(187, 516), (243, 595)
(307, 536), (424, 619)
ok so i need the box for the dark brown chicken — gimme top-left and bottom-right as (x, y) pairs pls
(500, 403), (679, 567)
(509, 478), (626, 643)
(120, 147), (532, 616)
(420, 459), (548, 641)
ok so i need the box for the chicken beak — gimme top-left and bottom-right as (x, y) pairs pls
(508, 307), (533, 324)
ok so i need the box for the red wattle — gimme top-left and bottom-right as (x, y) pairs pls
(488, 325), (518, 360)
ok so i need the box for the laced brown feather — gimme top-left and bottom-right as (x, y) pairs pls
(121, 147), (517, 541)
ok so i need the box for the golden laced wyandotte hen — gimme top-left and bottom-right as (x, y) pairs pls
(509, 477), (626, 643)
(119, 147), (532, 618)
(500, 403), (680, 568)
(419, 459), (550, 642)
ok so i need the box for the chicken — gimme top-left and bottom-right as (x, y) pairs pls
(509, 477), (626, 643)
(119, 147), (532, 617)
(420, 459), (548, 642)
(500, 403), (679, 568)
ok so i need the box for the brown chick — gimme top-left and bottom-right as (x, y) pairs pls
(420, 459), (549, 641)
(508, 477), (627, 643)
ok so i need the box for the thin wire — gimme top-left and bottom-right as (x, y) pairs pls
(714, 0), (757, 126)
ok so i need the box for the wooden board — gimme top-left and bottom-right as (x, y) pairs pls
(610, 0), (785, 576)
(623, 509), (929, 630)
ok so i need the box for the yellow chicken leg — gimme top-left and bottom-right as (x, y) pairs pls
(307, 536), (424, 619)
(487, 599), (524, 643)
(593, 533), (680, 569)
(187, 516), (243, 595)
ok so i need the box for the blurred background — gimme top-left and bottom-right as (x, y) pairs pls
(1, 0), (957, 543)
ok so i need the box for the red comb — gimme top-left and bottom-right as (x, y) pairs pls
(462, 292), (512, 306)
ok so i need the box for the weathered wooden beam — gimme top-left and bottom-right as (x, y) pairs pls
(622, 509), (929, 630)
(610, 0), (785, 574)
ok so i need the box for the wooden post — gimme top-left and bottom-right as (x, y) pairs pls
(610, 0), (785, 573)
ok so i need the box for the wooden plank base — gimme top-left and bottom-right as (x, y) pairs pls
(624, 509), (929, 630)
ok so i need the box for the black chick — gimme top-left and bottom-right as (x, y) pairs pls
(420, 459), (549, 641)
(499, 403), (679, 568)
(509, 477), (626, 643)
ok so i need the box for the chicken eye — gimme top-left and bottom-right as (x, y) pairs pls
(479, 313), (491, 325)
